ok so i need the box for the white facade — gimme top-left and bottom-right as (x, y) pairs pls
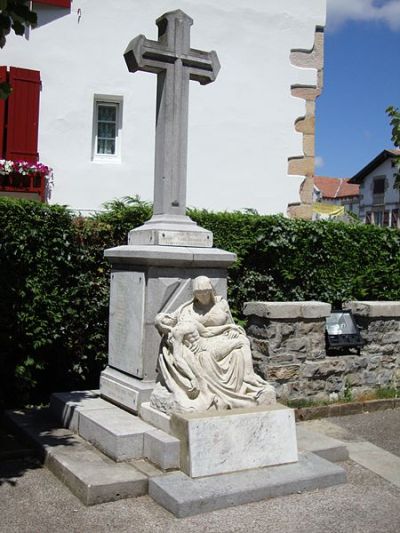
(1, 0), (326, 214)
(357, 156), (400, 226)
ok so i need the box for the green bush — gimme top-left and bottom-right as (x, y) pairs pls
(0, 196), (153, 409)
(1, 196), (400, 408)
(189, 209), (400, 313)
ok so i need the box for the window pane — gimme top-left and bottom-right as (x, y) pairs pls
(374, 211), (383, 226)
(373, 178), (385, 194)
(97, 138), (106, 154)
(383, 211), (389, 226)
(97, 138), (116, 155)
(392, 209), (399, 228)
(98, 122), (116, 139)
(98, 105), (116, 122)
(95, 101), (119, 156)
(104, 140), (115, 155)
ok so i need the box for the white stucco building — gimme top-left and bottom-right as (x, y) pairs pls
(349, 149), (400, 227)
(0, 0), (326, 214)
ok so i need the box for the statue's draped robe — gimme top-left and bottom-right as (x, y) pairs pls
(152, 297), (276, 413)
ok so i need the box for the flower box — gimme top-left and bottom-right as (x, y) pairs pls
(0, 160), (53, 202)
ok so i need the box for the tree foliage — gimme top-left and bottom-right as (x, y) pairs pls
(0, 0), (37, 98)
(387, 105), (400, 185)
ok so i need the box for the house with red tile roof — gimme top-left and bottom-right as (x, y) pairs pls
(299, 175), (359, 219)
(314, 176), (359, 201)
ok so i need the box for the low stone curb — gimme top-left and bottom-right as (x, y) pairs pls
(295, 398), (400, 421)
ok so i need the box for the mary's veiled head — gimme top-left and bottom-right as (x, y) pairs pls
(192, 276), (216, 305)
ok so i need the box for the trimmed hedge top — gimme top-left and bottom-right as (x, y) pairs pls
(1, 196), (400, 408)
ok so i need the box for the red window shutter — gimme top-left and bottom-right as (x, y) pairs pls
(6, 67), (41, 162)
(0, 66), (7, 158)
(33, 0), (71, 7)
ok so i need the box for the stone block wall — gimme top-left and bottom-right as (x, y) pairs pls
(244, 301), (400, 402)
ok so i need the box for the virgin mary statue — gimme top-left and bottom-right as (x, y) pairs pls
(150, 276), (276, 414)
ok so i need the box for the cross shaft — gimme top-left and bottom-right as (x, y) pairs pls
(125, 10), (220, 217)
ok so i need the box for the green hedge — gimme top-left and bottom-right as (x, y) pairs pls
(189, 208), (400, 312)
(1, 196), (400, 408)
(0, 197), (150, 409)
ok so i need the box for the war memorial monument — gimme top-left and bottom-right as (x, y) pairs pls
(11, 10), (346, 517)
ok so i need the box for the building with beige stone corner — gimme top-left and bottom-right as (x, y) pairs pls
(0, 0), (327, 214)
(287, 26), (325, 220)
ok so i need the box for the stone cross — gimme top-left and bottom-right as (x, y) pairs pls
(124, 10), (220, 219)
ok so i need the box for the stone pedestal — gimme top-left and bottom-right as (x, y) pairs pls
(128, 214), (213, 247)
(170, 403), (298, 478)
(100, 244), (236, 413)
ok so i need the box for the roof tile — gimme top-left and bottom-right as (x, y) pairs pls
(314, 176), (360, 199)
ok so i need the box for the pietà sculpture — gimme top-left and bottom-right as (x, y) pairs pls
(150, 276), (276, 414)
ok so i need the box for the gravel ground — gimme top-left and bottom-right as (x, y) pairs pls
(1, 409), (400, 533)
(1, 454), (399, 532)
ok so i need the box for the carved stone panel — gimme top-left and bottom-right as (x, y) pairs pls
(109, 271), (145, 377)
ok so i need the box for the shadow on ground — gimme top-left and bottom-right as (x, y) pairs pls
(0, 456), (42, 487)
(0, 408), (76, 487)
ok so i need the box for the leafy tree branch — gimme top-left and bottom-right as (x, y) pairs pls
(0, 0), (37, 98)
(387, 105), (400, 187)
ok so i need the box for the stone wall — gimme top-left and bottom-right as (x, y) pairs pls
(244, 301), (400, 402)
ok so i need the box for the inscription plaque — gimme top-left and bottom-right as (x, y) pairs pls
(109, 271), (145, 378)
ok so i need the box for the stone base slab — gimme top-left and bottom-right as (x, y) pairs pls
(149, 452), (346, 517)
(128, 214), (213, 248)
(100, 367), (155, 414)
(6, 405), (347, 514)
(6, 409), (148, 505)
(171, 403), (298, 478)
(104, 244), (236, 268)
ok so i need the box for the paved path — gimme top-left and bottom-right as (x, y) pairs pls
(1, 409), (400, 533)
(332, 408), (400, 457)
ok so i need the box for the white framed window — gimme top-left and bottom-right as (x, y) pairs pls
(92, 95), (123, 162)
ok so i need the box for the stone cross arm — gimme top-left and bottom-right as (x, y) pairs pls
(124, 10), (220, 85)
(125, 35), (220, 85)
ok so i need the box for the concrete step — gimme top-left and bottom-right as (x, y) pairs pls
(78, 406), (154, 461)
(140, 401), (172, 434)
(296, 425), (349, 462)
(50, 390), (114, 433)
(6, 407), (347, 515)
(149, 452), (347, 518)
(51, 390), (180, 469)
(6, 409), (148, 505)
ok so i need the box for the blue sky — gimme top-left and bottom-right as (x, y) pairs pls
(316, 0), (400, 178)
